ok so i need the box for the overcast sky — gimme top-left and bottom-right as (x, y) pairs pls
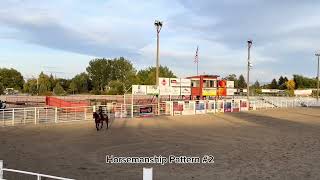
(0, 0), (319, 82)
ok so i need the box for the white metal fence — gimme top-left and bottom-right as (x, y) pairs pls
(0, 160), (74, 180)
(0, 98), (318, 127)
(0, 106), (94, 126)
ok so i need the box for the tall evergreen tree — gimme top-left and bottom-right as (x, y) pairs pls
(270, 78), (278, 89)
(238, 74), (247, 88)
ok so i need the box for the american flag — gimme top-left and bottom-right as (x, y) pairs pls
(194, 46), (199, 63)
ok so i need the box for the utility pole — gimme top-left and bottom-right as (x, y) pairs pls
(154, 20), (163, 86)
(247, 40), (253, 102)
(316, 53), (320, 102)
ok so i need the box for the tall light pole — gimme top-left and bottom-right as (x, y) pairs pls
(154, 20), (163, 86)
(247, 40), (253, 101)
(315, 53), (320, 102)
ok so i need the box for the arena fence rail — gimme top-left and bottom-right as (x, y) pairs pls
(0, 160), (74, 180)
(0, 98), (318, 127)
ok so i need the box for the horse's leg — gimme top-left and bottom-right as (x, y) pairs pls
(96, 122), (99, 131)
(106, 118), (109, 129)
(101, 120), (103, 129)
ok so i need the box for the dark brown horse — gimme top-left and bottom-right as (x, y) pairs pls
(93, 111), (109, 131)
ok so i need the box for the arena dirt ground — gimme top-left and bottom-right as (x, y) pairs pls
(1, 107), (320, 180)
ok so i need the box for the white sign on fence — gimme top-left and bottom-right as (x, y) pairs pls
(168, 78), (192, 87)
(227, 88), (237, 96)
(181, 79), (191, 87)
(181, 87), (191, 95)
(146, 86), (159, 95)
(226, 81), (234, 88)
(171, 87), (181, 95)
(169, 78), (181, 87)
(159, 78), (170, 87)
(159, 86), (171, 95)
(132, 85), (147, 95)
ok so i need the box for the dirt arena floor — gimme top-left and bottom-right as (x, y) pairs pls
(1, 108), (320, 180)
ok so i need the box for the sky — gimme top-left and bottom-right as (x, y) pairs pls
(0, 0), (319, 83)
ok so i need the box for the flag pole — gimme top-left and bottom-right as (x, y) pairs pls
(195, 46), (199, 76)
(197, 60), (198, 76)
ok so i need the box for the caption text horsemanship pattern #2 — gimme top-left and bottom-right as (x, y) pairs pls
(106, 155), (214, 165)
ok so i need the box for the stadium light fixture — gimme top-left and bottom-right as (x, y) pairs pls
(154, 20), (163, 86)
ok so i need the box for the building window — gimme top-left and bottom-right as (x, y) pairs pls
(204, 80), (215, 88)
(191, 80), (199, 87)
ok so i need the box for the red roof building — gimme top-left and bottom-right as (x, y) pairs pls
(186, 75), (220, 100)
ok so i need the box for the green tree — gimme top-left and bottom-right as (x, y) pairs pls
(0, 82), (4, 95)
(293, 74), (317, 89)
(278, 76), (285, 86)
(250, 80), (261, 95)
(23, 78), (38, 95)
(107, 80), (124, 95)
(0, 68), (24, 90)
(111, 57), (137, 84)
(253, 80), (260, 88)
(69, 81), (78, 95)
(86, 58), (112, 91)
(38, 72), (51, 95)
(53, 82), (66, 96)
(269, 78), (278, 89)
(137, 66), (176, 85)
(278, 76), (288, 90)
(57, 78), (71, 91)
(238, 74), (247, 88)
(48, 74), (56, 91)
(86, 57), (136, 93)
(69, 72), (92, 94)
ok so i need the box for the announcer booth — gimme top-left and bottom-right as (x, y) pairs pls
(186, 75), (235, 100)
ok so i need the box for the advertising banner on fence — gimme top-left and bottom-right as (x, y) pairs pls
(206, 101), (215, 113)
(232, 100), (240, 112)
(170, 78), (181, 87)
(202, 88), (217, 96)
(182, 101), (195, 115)
(132, 85), (147, 95)
(140, 106), (153, 116)
(195, 101), (206, 114)
(173, 101), (184, 115)
(224, 101), (232, 112)
(240, 100), (248, 111)
(146, 85), (159, 95)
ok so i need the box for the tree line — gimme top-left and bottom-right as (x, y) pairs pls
(224, 74), (318, 96)
(0, 57), (176, 95)
(0, 57), (318, 96)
